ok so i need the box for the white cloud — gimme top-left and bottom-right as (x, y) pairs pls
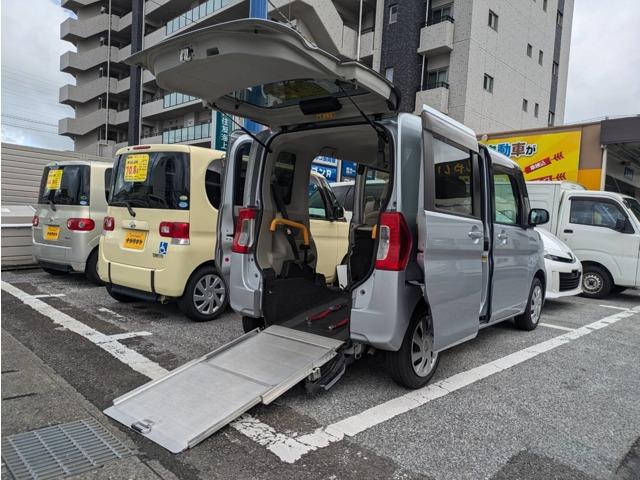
(1, 0), (75, 150)
(564, 0), (640, 123)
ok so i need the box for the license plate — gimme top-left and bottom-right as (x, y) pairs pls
(123, 230), (147, 250)
(45, 226), (60, 241)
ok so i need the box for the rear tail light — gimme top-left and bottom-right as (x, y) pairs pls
(103, 216), (115, 231)
(232, 208), (257, 254)
(375, 212), (412, 271)
(159, 221), (190, 239)
(67, 218), (95, 231)
(32, 215), (39, 227)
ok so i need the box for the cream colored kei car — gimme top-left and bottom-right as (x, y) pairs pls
(99, 143), (348, 322)
(99, 144), (228, 321)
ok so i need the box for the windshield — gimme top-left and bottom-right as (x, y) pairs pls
(38, 165), (90, 206)
(110, 151), (190, 210)
(623, 197), (640, 223)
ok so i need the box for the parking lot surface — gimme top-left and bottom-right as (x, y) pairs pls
(2, 268), (639, 480)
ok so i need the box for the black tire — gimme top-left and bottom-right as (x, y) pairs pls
(178, 265), (229, 322)
(106, 285), (136, 303)
(242, 316), (266, 333)
(84, 249), (104, 286)
(388, 309), (439, 389)
(612, 286), (627, 294)
(41, 267), (68, 276)
(581, 265), (612, 299)
(514, 277), (544, 331)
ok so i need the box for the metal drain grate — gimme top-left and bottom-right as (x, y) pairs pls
(1, 418), (133, 480)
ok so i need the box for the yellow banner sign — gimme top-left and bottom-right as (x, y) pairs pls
(46, 169), (63, 190)
(124, 154), (149, 182)
(483, 131), (582, 182)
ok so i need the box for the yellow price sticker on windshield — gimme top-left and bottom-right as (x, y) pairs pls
(124, 154), (149, 182)
(46, 169), (63, 190)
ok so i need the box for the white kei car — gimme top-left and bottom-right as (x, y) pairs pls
(536, 227), (582, 299)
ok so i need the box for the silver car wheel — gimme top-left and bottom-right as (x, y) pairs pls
(583, 272), (603, 294)
(193, 273), (226, 315)
(530, 284), (543, 324)
(411, 316), (438, 377)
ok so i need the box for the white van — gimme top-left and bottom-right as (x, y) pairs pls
(103, 19), (549, 453)
(528, 181), (640, 297)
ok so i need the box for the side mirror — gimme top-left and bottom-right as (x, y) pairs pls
(614, 217), (627, 232)
(333, 205), (345, 220)
(529, 208), (549, 226)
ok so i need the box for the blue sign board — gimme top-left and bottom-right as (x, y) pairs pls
(311, 164), (338, 182)
(341, 161), (357, 178)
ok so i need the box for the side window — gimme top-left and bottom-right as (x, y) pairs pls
(432, 137), (474, 216)
(362, 171), (390, 225)
(205, 160), (223, 209)
(570, 199), (628, 229)
(104, 168), (112, 202)
(308, 177), (328, 220)
(492, 169), (521, 225)
(273, 152), (296, 205)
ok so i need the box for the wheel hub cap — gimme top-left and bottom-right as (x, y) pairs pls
(411, 317), (438, 377)
(583, 273), (602, 293)
(530, 285), (543, 324)
(193, 274), (225, 315)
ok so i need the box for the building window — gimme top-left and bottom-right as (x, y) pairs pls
(527, 44), (533, 57)
(522, 99), (528, 112)
(557, 10), (563, 26)
(425, 67), (449, 89)
(385, 67), (394, 81)
(488, 10), (499, 30)
(543, 0), (548, 11)
(389, 4), (398, 24)
(430, 3), (453, 24)
(548, 110), (555, 126)
(552, 61), (559, 76)
(534, 102), (539, 117)
(538, 50), (544, 65)
(483, 74), (494, 93)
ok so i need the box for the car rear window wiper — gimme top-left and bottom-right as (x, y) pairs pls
(47, 198), (57, 212)
(111, 200), (136, 217)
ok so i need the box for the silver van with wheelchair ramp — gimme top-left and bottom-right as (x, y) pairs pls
(103, 19), (549, 453)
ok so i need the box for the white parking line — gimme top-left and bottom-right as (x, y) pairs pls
(98, 307), (125, 318)
(2, 281), (167, 380)
(103, 331), (152, 341)
(238, 307), (639, 464)
(33, 293), (66, 299)
(599, 304), (630, 311)
(538, 322), (575, 332)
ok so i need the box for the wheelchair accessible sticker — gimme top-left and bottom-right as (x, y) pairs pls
(158, 241), (168, 255)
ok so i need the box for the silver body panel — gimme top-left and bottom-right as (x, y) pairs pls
(104, 325), (343, 453)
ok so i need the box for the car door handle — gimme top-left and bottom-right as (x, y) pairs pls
(468, 230), (483, 240)
(564, 229), (573, 234)
(497, 232), (508, 242)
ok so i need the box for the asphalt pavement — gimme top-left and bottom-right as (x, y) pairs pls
(1, 268), (639, 480)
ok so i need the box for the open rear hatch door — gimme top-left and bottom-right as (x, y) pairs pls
(104, 326), (343, 453)
(126, 19), (398, 129)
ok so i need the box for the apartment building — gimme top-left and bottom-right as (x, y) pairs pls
(59, 0), (572, 159)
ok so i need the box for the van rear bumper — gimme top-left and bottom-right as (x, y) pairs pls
(109, 284), (159, 302)
(33, 242), (86, 272)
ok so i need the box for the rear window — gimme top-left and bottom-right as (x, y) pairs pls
(110, 151), (190, 210)
(38, 165), (90, 206)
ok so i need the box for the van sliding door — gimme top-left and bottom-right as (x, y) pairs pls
(419, 110), (483, 352)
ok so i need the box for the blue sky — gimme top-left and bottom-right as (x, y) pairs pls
(1, 0), (639, 150)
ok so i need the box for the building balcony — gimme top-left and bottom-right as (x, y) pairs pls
(60, 14), (119, 43)
(162, 122), (212, 144)
(60, 46), (119, 73)
(59, 109), (117, 137)
(59, 77), (118, 105)
(414, 84), (449, 114)
(417, 17), (454, 56)
(61, 0), (101, 13)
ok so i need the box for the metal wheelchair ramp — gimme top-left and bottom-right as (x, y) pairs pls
(104, 325), (344, 453)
